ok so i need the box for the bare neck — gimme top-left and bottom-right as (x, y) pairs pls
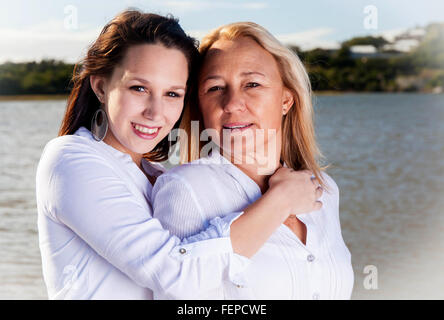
(103, 131), (143, 169)
(227, 152), (281, 194)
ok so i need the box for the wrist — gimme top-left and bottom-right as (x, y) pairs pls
(263, 185), (292, 218)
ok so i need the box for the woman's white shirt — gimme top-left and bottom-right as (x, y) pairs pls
(152, 151), (354, 299)
(36, 127), (249, 299)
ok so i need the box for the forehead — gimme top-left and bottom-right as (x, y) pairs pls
(200, 37), (280, 77)
(108, 43), (189, 88)
(116, 44), (188, 77)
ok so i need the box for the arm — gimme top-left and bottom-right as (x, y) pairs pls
(152, 167), (322, 298)
(37, 143), (247, 299)
(231, 167), (324, 256)
(38, 140), (319, 299)
(207, 167), (322, 258)
(152, 171), (294, 297)
(152, 171), (292, 258)
(229, 185), (291, 257)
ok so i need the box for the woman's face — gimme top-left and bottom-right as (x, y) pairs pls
(92, 44), (188, 162)
(198, 36), (293, 162)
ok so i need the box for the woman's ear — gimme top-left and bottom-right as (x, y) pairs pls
(90, 75), (107, 104)
(281, 87), (294, 115)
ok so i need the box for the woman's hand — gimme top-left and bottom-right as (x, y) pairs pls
(268, 167), (323, 216)
(230, 167), (323, 257)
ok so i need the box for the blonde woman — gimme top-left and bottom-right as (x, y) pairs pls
(152, 22), (354, 299)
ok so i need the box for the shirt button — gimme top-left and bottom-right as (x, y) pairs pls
(179, 248), (187, 254)
(312, 293), (320, 300)
(307, 254), (315, 262)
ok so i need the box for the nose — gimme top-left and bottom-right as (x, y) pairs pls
(143, 96), (163, 122)
(222, 87), (246, 113)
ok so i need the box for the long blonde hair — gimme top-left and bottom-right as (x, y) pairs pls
(179, 21), (328, 188)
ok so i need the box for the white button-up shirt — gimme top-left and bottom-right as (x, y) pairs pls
(152, 151), (354, 299)
(36, 127), (248, 299)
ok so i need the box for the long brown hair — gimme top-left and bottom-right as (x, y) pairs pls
(180, 22), (329, 189)
(59, 9), (199, 162)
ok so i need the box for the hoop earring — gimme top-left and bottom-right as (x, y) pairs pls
(91, 107), (108, 141)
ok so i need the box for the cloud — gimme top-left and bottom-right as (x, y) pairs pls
(275, 28), (340, 50)
(190, 27), (339, 50)
(0, 20), (101, 63)
(0, 21), (338, 64)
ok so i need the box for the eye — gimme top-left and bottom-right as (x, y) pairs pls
(166, 91), (182, 98)
(208, 86), (224, 92)
(246, 82), (260, 88)
(130, 85), (146, 93)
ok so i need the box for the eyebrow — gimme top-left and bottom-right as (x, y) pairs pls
(201, 75), (223, 82)
(241, 71), (266, 77)
(127, 76), (185, 90)
(201, 71), (266, 83)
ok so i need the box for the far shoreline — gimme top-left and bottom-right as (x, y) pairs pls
(0, 94), (69, 101)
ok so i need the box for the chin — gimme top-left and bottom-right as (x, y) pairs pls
(224, 145), (255, 160)
(138, 144), (157, 155)
(126, 139), (155, 155)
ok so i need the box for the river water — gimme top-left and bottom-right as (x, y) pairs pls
(1, 93), (443, 299)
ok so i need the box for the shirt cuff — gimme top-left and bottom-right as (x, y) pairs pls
(169, 211), (251, 287)
(208, 211), (244, 238)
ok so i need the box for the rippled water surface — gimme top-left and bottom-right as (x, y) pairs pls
(1, 93), (443, 299)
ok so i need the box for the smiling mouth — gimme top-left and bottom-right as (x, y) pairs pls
(223, 123), (253, 131)
(132, 123), (161, 134)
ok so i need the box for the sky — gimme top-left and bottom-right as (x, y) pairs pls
(0, 0), (443, 63)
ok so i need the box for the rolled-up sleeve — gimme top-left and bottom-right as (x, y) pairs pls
(38, 140), (249, 300)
